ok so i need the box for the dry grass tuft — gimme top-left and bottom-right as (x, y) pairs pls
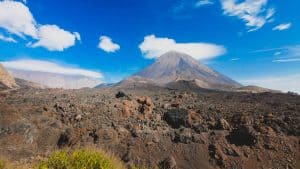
(35, 148), (125, 169)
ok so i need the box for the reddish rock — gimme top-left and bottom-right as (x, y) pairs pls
(171, 101), (180, 108)
(255, 125), (275, 135)
(137, 96), (154, 117)
(116, 100), (138, 118)
(187, 111), (202, 127)
(216, 118), (231, 130)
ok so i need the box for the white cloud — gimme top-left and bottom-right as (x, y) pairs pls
(98, 36), (120, 53)
(220, 0), (275, 31)
(273, 23), (291, 31)
(241, 74), (300, 93)
(250, 47), (285, 53)
(0, 0), (37, 38)
(29, 25), (80, 51)
(273, 58), (300, 63)
(0, 1), (80, 51)
(139, 34), (226, 60)
(274, 51), (282, 56)
(73, 32), (81, 41)
(251, 45), (300, 63)
(195, 0), (214, 7)
(273, 45), (300, 62)
(230, 58), (239, 61)
(0, 34), (17, 43)
(1, 59), (103, 79)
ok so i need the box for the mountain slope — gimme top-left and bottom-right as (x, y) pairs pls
(15, 78), (47, 89)
(132, 51), (241, 89)
(0, 63), (17, 89)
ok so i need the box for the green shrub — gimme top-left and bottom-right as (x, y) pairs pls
(36, 149), (125, 169)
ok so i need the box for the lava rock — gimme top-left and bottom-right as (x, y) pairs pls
(159, 156), (177, 169)
(57, 130), (71, 148)
(122, 150), (132, 163)
(226, 125), (257, 146)
(115, 91), (128, 98)
(75, 114), (82, 121)
(163, 108), (189, 128)
(164, 109), (202, 129)
(208, 144), (226, 167)
(215, 118), (231, 130)
(172, 128), (193, 144)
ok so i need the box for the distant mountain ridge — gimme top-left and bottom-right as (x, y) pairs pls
(120, 51), (241, 90)
(7, 69), (101, 89)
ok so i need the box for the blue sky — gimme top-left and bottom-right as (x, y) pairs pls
(0, 0), (300, 92)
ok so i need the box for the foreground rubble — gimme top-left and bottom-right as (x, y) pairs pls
(0, 86), (299, 169)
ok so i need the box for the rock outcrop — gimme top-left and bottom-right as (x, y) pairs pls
(0, 63), (17, 89)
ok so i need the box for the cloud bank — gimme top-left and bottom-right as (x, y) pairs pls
(0, 0), (80, 51)
(1, 59), (103, 79)
(139, 35), (226, 60)
(241, 74), (300, 94)
(220, 0), (275, 31)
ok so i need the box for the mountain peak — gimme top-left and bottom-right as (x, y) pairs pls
(159, 50), (190, 57)
(156, 51), (209, 71)
(157, 51), (195, 62)
(133, 51), (241, 89)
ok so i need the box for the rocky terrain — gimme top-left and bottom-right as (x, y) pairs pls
(0, 85), (299, 169)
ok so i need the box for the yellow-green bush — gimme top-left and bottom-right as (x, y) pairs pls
(36, 149), (125, 169)
(0, 159), (5, 169)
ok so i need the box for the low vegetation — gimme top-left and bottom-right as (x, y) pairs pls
(0, 159), (5, 169)
(0, 158), (27, 169)
(36, 149), (125, 169)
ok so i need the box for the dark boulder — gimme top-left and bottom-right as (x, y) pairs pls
(226, 125), (257, 146)
(163, 108), (203, 129)
(163, 108), (189, 128)
(115, 91), (128, 99)
(159, 156), (177, 169)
